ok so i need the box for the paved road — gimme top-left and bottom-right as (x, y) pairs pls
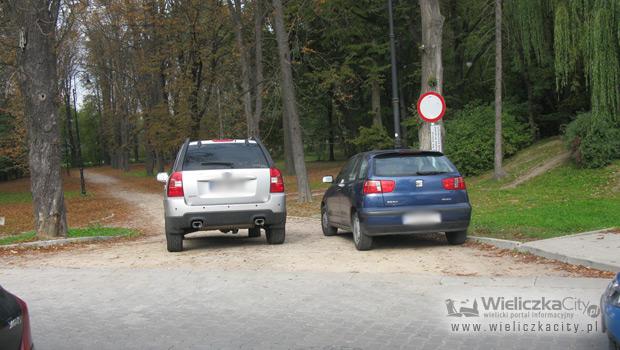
(0, 267), (610, 350)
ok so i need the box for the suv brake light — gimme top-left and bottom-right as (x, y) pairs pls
(211, 139), (235, 143)
(270, 168), (284, 193)
(363, 180), (395, 194)
(167, 172), (184, 197)
(442, 176), (466, 190)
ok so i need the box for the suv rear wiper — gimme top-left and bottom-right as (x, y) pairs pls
(415, 171), (449, 175)
(201, 161), (234, 168)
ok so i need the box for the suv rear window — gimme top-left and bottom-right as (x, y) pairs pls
(374, 154), (455, 177)
(183, 143), (269, 170)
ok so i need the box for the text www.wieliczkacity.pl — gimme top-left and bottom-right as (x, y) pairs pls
(450, 320), (600, 334)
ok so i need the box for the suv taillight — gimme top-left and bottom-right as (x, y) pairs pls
(14, 296), (32, 350)
(270, 167), (284, 193)
(363, 180), (395, 194)
(167, 172), (184, 197)
(442, 176), (466, 190)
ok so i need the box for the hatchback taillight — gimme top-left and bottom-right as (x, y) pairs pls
(442, 176), (466, 190)
(167, 172), (184, 197)
(363, 180), (395, 194)
(270, 168), (284, 193)
(14, 296), (32, 350)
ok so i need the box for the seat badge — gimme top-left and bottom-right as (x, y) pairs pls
(415, 179), (424, 188)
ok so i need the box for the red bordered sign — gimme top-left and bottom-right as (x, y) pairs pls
(416, 91), (446, 123)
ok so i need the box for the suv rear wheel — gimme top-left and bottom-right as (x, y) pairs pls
(352, 212), (372, 251)
(166, 232), (183, 252)
(321, 205), (338, 236)
(248, 227), (261, 238)
(446, 230), (467, 245)
(266, 226), (285, 244)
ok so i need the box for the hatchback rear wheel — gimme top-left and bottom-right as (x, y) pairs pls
(446, 230), (467, 245)
(352, 212), (373, 251)
(321, 205), (338, 236)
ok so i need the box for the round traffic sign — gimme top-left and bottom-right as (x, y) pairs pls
(417, 91), (446, 123)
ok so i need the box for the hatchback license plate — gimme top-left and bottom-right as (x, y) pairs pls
(403, 212), (441, 225)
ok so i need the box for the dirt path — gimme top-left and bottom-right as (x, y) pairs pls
(0, 169), (586, 277)
(502, 151), (570, 189)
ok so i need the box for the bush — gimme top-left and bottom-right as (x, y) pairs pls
(350, 125), (394, 152)
(443, 103), (533, 176)
(564, 112), (620, 168)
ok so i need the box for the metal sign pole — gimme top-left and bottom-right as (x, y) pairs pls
(388, 0), (401, 148)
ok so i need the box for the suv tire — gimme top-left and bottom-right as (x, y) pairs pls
(266, 226), (285, 244)
(352, 212), (372, 251)
(248, 227), (261, 238)
(321, 206), (338, 236)
(166, 232), (183, 252)
(446, 230), (467, 245)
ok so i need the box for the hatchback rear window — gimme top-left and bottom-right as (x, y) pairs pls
(183, 143), (269, 170)
(374, 154), (455, 177)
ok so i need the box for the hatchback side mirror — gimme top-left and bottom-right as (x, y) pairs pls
(156, 172), (169, 183)
(322, 175), (333, 183)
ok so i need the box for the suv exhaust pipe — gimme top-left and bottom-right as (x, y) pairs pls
(254, 218), (265, 227)
(191, 220), (203, 229)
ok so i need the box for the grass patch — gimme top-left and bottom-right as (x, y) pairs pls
(0, 191), (84, 204)
(0, 227), (138, 246)
(469, 161), (620, 240)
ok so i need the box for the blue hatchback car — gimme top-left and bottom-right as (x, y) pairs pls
(602, 273), (620, 350)
(320, 150), (472, 250)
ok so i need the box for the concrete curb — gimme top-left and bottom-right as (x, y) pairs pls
(469, 228), (620, 273)
(517, 244), (620, 273)
(0, 235), (125, 250)
(468, 236), (521, 250)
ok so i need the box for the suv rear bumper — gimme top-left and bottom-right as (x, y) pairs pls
(164, 194), (286, 233)
(358, 203), (471, 236)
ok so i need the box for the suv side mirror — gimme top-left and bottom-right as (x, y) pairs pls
(156, 172), (169, 183)
(322, 175), (333, 183)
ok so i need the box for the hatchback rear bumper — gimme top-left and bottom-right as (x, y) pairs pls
(358, 203), (471, 236)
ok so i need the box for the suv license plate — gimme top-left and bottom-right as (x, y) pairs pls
(403, 212), (441, 225)
(210, 181), (245, 192)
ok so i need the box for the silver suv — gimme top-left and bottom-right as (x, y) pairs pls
(157, 138), (286, 252)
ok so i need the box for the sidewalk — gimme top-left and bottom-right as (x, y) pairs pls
(471, 228), (620, 272)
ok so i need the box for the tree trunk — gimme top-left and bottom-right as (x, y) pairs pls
(227, 0), (257, 138)
(14, 0), (67, 238)
(253, 0), (264, 136)
(418, 0), (444, 150)
(145, 148), (154, 176)
(282, 100), (296, 175)
(63, 80), (76, 166)
(327, 91), (335, 161)
(371, 78), (382, 127)
(494, 0), (506, 179)
(272, 0), (311, 202)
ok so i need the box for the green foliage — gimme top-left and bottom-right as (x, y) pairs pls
(0, 226), (138, 245)
(564, 112), (620, 167)
(350, 125), (394, 152)
(444, 103), (533, 176)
